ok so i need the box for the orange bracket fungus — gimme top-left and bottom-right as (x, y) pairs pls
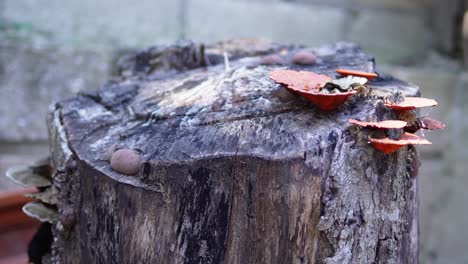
(369, 132), (431, 154)
(268, 66), (441, 154)
(385, 97), (437, 111)
(268, 69), (358, 111)
(297, 90), (357, 111)
(348, 119), (407, 129)
(335, 68), (378, 80)
(268, 69), (331, 91)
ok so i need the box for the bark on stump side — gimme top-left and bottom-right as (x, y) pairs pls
(47, 40), (419, 264)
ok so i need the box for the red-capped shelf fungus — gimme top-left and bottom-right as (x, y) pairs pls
(268, 69), (358, 111)
(369, 132), (431, 154)
(335, 69), (378, 80)
(348, 119), (407, 129)
(385, 97), (438, 111)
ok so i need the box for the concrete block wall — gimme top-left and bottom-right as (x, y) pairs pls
(0, 0), (466, 263)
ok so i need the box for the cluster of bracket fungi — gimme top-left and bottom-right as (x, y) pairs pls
(6, 158), (62, 225)
(268, 67), (445, 154)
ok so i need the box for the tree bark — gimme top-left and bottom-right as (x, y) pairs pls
(46, 40), (419, 264)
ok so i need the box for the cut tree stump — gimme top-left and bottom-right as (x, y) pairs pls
(45, 40), (419, 264)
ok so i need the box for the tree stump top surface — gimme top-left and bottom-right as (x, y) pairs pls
(57, 40), (418, 189)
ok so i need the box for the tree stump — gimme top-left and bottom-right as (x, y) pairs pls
(46, 40), (419, 263)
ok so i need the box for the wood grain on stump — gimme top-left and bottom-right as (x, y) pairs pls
(47, 40), (419, 264)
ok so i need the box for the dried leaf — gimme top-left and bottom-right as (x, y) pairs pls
(335, 68), (378, 80)
(405, 117), (446, 132)
(369, 132), (431, 154)
(349, 119), (407, 129)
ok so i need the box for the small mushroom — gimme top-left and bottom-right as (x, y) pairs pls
(335, 69), (378, 80)
(385, 97), (437, 111)
(110, 148), (142, 175)
(349, 119), (407, 129)
(22, 201), (58, 223)
(369, 132), (431, 154)
(292, 50), (316, 65)
(260, 54), (286, 65)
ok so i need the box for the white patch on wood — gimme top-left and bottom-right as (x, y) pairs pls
(77, 106), (112, 121)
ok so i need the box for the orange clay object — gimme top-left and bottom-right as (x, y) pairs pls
(369, 132), (431, 154)
(335, 69), (378, 80)
(349, 119), (407, 129)
(385, 97), (437, 111)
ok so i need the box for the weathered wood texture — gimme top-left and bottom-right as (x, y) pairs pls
(47, 40), (419, 264)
